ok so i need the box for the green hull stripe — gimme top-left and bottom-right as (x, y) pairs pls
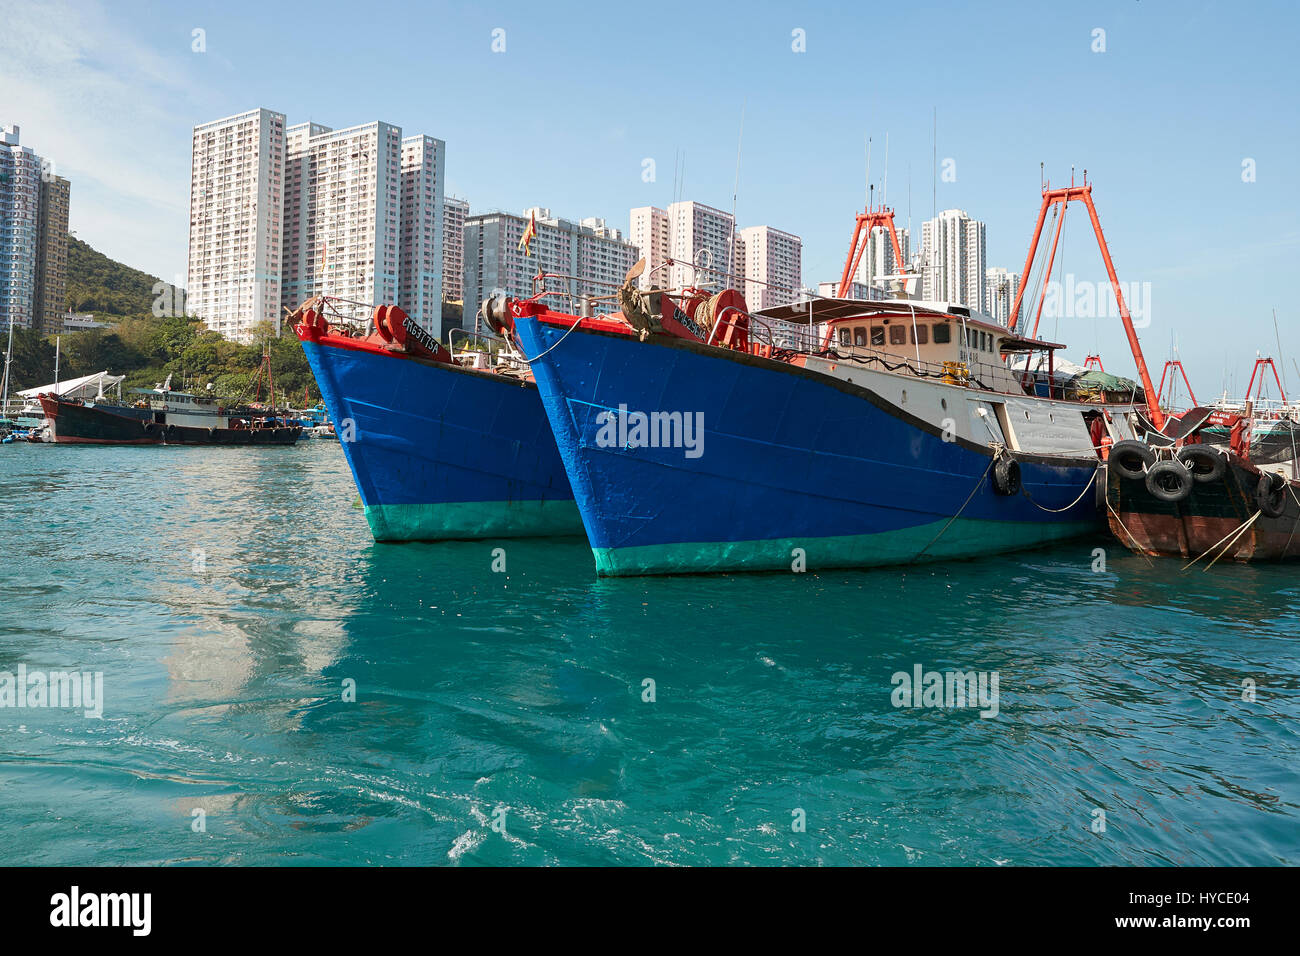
(364, 499), (583, 541)
(592, 517), (1100, 576)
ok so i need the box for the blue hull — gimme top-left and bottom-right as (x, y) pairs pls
(513, 317), (1103, 575)
(301, 339), (581, 540)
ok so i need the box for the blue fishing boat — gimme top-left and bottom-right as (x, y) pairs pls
(294, 300), (581, 541)
(508, 182), (1164, 575)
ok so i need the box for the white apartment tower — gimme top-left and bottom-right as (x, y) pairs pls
(985, 266), (1021, 325)
(442, 196), (468, 302)
(280, 121), (403, 320)
(462, 208), (638, 314)
(191, 109), (448, 341)
(631, 201), (802, 306)
(187, 108), (285, 341)
(1, 125), (42, 331)
(737, 225), (803, 310)
(853, 225), (911, 289)
(666, 201), (743, 292)
(398, 135), (446, 335)
(920, 208), (986, 311)
(628, 205), (670, 291)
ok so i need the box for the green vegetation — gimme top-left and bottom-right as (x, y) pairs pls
(6, 239), (316, 406)
(65, 236), (159, 317)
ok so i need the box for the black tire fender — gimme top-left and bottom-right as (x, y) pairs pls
(993, 455), (1022, 496)
(1145, 459), (1193, 503)
(1111, 440), (1156, 480)
(1176, 445), (1227, 483)
(1257, 472), (1287, 519)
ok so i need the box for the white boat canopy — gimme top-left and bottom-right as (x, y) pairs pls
(17, 370), (125, 400)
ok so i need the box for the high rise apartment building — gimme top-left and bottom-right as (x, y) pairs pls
(630, 201), (803, 309)
(398, 135), (446, 335)
(920, 208), (986, 311)
(984, 266), (1021, 325)
(463, 207), (638, 315)
(628, 205), (670, 290)
(33, 174), (70, 332)
(280, 121), (402, 326)
(190, 108), (445, 341)
(187, 108), (285, 340)
(1, 124), (70, 333)
(737, 225), (802, 310)
(666, 201), (743, 293)
(442, 196), (468, 303)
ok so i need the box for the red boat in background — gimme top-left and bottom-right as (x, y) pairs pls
(39, 388), (301, 445)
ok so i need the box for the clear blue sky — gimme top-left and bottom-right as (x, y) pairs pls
(2, 0), (1297, 397)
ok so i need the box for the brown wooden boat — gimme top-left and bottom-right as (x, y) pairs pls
(1104, 407), (1300, 562)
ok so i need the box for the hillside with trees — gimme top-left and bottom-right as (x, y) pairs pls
(5, 239), (316, 407)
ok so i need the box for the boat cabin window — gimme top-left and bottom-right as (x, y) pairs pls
(933, 323), (951, 344)
(912, 324), (928, 345)
(889, 325), (907, 346)
(870, 326), (885, 346)
(838, 327), (851, 346)
(854, 326), (868, 347)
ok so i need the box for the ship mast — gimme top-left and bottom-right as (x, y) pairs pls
(1, 315), (12, 414)
(1008, 174), (1165, 429)
(1157, 359), (1198, 409)
(837, 190), (907, 299)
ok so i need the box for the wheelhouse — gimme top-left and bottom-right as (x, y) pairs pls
(756, 298), (1067, 398)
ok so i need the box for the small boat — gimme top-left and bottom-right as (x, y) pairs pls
(38, 375), (302, 446)
(35, 396), (156, 444)
(292, 297), (581, 541)
(508, 179), (1159, 576)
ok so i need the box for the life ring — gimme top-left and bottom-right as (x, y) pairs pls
(993, 455), (1021, 496)
(1110, 440), (1156, 480)
(1145, 460), (1193, 503)
(1257, 472), (1287, 519)
(1176, 445), (1226, 483)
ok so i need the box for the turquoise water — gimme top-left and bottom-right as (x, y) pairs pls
(0, 441), (1296, 866)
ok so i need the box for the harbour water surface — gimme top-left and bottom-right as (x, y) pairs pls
(0, 442), (1296, 865)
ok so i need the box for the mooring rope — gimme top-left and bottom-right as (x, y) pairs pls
(1282, 478), (1300, 555)
(1018, 465), (1099, 514)
(1281, 424), (1300, 555)
(909, 456), (997, 564)
(518, 317), (587, 365)
(1105, 497), (1156, 566)
(1182, 509), (1262, 571)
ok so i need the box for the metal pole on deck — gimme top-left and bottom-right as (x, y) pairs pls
(1, 316), (13, 413)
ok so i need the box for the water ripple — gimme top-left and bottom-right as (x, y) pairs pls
(0, 442), (1296, 865)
